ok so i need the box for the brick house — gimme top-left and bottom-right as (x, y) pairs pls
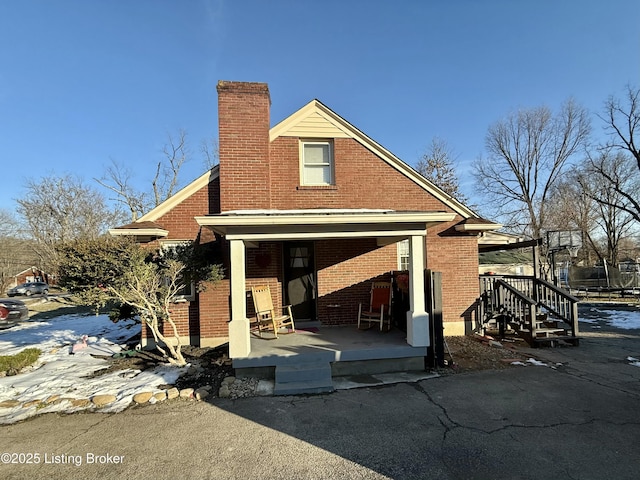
(111, 81), (500, 362)
(11, 267), (55, 288)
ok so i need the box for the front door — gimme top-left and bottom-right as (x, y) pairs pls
(283, 241), (317, 321)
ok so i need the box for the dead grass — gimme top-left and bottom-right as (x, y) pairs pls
(27, 295), (96, 320)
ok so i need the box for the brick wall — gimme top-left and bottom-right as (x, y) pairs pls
(316, 239), (396, 324)
(268, 135), (479, 327)
(141, 82), (481, 345)
(269, 137), (446, 210)
(217, 81), (271, 211)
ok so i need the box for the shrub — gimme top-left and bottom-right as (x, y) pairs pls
(0, 348), (41, 375)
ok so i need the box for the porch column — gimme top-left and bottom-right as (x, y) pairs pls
(228, 239), (250, 358)
(406, 234), (430, 347)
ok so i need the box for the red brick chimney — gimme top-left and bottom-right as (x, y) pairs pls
(217, 81), (271, 211)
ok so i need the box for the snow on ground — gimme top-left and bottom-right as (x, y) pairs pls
(2, 304), (640, 424)
(579, 305), (640, 329)
(0, 314), (187, 424)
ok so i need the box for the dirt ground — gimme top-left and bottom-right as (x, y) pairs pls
(89, 333), (529, 396)
(89, 344), (235, 394)
(442, 335), (529, 373)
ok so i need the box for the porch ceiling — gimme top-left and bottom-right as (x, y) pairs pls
(194, 209), (456, 241)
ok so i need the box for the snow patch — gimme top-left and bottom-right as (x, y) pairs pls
(0, 314), (184, 424)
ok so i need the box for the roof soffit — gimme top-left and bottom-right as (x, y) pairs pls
(195, 210), (456, 241)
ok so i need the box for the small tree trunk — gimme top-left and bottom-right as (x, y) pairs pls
(143, 312), (187, 366)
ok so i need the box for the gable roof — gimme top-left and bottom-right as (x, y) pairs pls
(120, 98), (497, 229)
(131, 166), (220, 223)
(270, 99), (480, 219)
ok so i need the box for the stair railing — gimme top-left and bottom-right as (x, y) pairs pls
(535, 278), (580, 338)
(494, 279), (538, 337)
(479, 274), (580, 340)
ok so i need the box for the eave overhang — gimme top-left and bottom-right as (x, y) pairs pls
(455, 223), (502, 233)
(108, 228), (169, 238)
(195, 210), (456, 242)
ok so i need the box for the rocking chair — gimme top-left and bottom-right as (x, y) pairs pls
(357, 282), (392, 331)
(251, 285), (295, 338)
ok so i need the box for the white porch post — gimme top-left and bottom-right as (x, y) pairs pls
(406, 234), (430, 347)
(228, 239), (250, 358)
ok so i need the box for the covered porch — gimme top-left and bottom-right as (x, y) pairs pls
(196, 209), (456, 362)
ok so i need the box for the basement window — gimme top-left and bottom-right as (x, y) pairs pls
(301, 140), (334, 185)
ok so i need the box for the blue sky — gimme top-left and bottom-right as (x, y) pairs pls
(1, 0), (638, 216)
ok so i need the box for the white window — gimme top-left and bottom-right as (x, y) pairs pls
(160, 240), (195, 302)
(397, 239), (410, 271)
(301, 141), (334, 185)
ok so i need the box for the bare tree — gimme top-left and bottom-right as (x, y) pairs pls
(201, 137), (219, 170)
(95, 159), (152, 222)
(16, 174), (126, 270)
(550, 154), (637, 266)
(96, 129), (192, 221)
(152, 129), (189, 207)
(584, 155), (637, 266)
(581, 149), (640, 241)
(601, 85), (640, 170)
(546, 173), (597, 262)
(416, 137), (468, 203)
(0, 209), (34, 291)
(474, 99), (591, 239)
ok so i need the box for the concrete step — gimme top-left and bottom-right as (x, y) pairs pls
(276, 361), (332, 383)
(274, 362), (334, 396)
(273, 379), (335, 396)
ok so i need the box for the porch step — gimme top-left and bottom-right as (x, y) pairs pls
(532, 335), (580, 347)
(274, 361), (334, 396)
(534, 327), (567, 337)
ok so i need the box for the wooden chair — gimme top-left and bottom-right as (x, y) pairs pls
(251, 285), (295, 338)
(357, 282), (392, 331)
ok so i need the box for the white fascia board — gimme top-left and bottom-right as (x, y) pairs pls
(224, 229), (427, 242)
(195, 211), (455, 241)
(138, 167), (219, 222)
(195, 211), (455, 228)
(455, 223), (503, 233)
(108, 228), (169, 237)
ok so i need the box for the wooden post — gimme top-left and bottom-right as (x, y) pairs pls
(571, 301), (579, 337)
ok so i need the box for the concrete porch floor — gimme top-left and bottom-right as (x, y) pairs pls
(233, 325), (429, 373)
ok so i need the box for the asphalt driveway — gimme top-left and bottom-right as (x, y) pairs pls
(1, 306), (640, 480)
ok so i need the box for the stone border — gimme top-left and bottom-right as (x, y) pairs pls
(0, 375), (271, 419)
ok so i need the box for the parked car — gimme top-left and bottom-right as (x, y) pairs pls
(6, 282), (49, 297)
(0, 299), (29, 329)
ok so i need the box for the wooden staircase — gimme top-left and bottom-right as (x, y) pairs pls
(479, 275), (580, 347)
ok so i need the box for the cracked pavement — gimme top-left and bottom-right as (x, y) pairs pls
(2, 324), (640, 479)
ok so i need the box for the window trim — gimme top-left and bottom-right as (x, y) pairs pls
(397, 239), (410, 271)
(300, 139), (335, 186)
